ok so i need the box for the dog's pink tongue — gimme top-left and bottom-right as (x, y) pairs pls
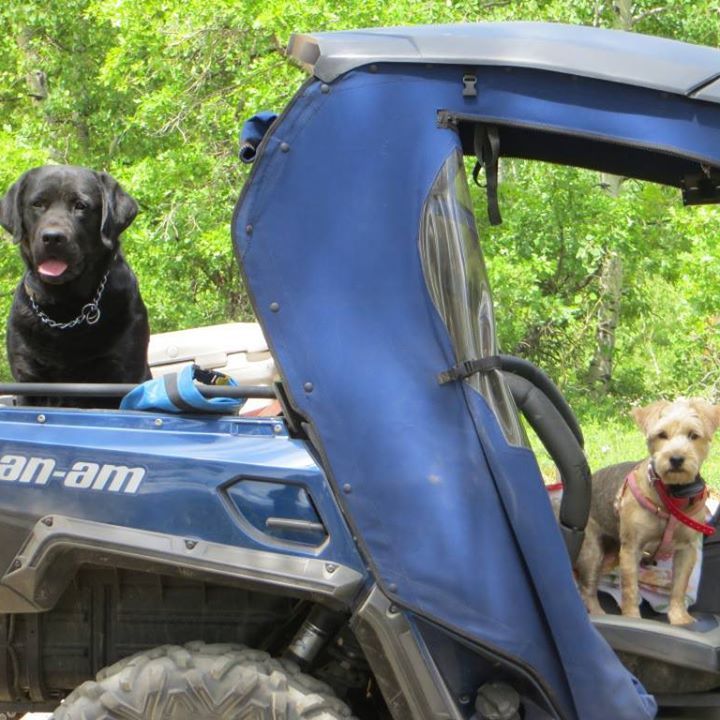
(37, 260), (68, 277)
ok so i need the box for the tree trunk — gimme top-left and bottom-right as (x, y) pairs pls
(587, 251), (623, 387)
(17, 28), (90, 160)
(587, 0), (634, 391)
(17, 29), (48, 102)
(16, 29), (62, 161)
(613, 0), (634, 29)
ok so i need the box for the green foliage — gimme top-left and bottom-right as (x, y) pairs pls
(479, 159), (720, 406)
(0, 0), (719, 421)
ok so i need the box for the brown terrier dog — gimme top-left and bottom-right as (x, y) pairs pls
(576, 398), (720, 626)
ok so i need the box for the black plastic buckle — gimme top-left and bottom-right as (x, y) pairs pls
(462, 73), (478, 97)
(438, 356), (501, 385)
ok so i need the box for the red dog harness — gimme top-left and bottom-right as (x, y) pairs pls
(617, 465), (714, 561)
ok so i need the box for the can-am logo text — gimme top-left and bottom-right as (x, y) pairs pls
(0, 454), (145, 494)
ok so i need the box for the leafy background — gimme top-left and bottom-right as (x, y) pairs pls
(2, 0), (720, 473)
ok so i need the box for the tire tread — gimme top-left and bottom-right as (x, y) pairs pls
(52, 642), (355, 719)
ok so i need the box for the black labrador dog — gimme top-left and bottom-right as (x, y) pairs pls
(0, 165), (151, 407)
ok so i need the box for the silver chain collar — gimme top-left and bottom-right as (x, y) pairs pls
(28, 268), (110, 330)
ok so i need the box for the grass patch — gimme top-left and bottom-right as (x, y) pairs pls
(529, 414), (720, 491)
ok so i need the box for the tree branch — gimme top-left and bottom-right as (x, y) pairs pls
(593, 0), (608, 27)
(478, 0), (512, 10)
(633, 6), (667, 25)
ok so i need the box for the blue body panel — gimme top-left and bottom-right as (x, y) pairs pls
(0, 407), (364, 573)
(226, 478), (327, 545)
(230, 65), (689, 718)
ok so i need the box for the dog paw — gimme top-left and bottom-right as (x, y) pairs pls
(668, 609), (694, 626)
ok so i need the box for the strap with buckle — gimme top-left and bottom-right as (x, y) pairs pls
(438, 356), (501, 385)
(618, 467), (715, 562)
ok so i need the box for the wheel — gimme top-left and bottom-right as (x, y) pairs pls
(52, 641), (355, 719)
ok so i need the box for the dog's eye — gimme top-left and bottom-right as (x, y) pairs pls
(31, 200), (45, 209)
(657, 431), (668, 440)
(74, 200), (88, 211)
(689, 431), (700, 440)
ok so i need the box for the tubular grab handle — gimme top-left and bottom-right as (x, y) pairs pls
(499, 355), (584, 449)
(503, 372), (591, 562)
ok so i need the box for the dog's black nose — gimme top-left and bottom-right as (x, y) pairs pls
(41, 230), (67, 246)
(670, 455), (685, 469)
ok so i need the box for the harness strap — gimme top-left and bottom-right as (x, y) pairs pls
(624, 470), (668, 520)
(618, 471), (676, 560)
(656, 517), (680, 561)
(618, 468), (714, 562)
(653, 476), (714, 537)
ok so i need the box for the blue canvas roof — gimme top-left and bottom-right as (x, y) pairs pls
(288, 22), (720, 103)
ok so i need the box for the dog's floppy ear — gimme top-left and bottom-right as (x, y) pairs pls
(712, 405), (720, 436)
(97, 171), (138, 250)
(0, 172), (29, 244)
(690, 399), (720, 437)
(631, 400), (670, 434)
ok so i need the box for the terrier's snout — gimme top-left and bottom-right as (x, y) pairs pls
(669, 455), (685, 470)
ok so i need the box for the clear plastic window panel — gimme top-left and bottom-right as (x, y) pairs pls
(419, 149), (525, 446)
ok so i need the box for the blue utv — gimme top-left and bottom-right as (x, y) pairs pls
(1, 20), (720, 720)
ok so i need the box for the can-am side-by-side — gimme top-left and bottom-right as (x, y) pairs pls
(3, 21), (720, 720)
